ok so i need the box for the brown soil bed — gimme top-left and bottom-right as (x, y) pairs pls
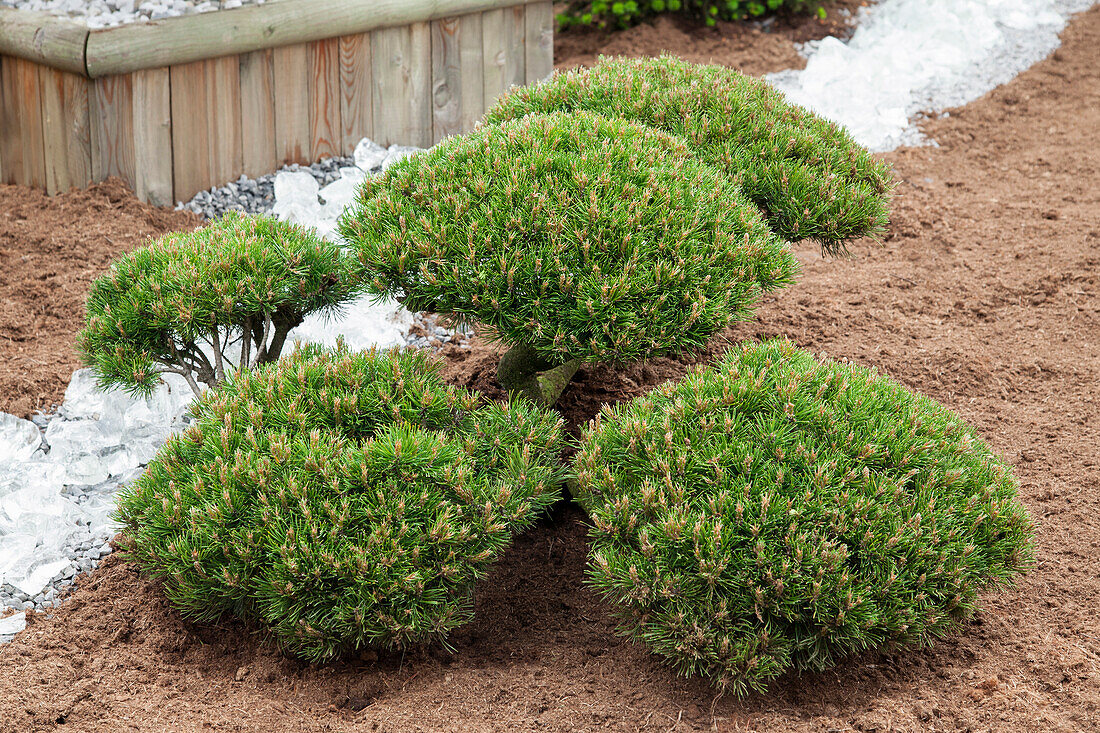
(0, 180), (198, 418)
(2, 5), (1099, 732)
(554, 0), (869, 73)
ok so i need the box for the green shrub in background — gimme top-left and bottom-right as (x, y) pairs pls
(340, 111), (797, 408)
(116, 344), (565, 660)
(575, 339), (1033, 694)
(487, 55), (893, 253)
(559, 0), (828, 29)
(79, 212), (360, 398)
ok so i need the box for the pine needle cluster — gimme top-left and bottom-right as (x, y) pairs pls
(574, 339), (1033, 695)
(487, 55), (893, 253)
(115, 344), (565, 660)
(340, 111), (797, 405)
(79, 212), (360, 398)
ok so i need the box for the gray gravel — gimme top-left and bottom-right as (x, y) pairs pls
(0, 0), (267, 29)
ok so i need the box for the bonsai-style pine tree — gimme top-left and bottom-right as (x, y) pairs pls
(340, 111), (798, 407)
(80, 212), (360, 397)
(116, 344), (565, 660)
(575, 339), (1034, 695)
(487, 54), (894, 254)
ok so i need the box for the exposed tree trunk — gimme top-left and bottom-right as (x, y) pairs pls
(497, 342), (580, 408)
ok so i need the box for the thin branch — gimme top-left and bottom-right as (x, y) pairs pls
(210, 328), (226, 384)
(155, 364), (202, 398)
(251, 311), (273, 368)
(240, 317), (253, 372)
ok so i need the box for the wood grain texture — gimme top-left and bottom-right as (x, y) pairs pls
(273, 43), (310, 166)
(0, 8), (88, 75)
(39, 66), (71, 194)
(239, 48), (276, 178)
(81, 0), (541, 77)
(132, 67), (173, 205)
(524, 1), (553, 84)
(338, 33), (372, 151)
(458, 13), (485, 131)
(308, 38), (342, 160)
(92, 73), (134, 185)
(12, 57), (47, 188)
(504, 5), (526, 91)
(62, 71), (93, 189)
(169, 61), (209, 200)
(431, 17), (462, 145)
(481, 8), (507, 110)
(206, 56), (243, 195)
(0, 57), (17, 185)
(408, 21), (433, 148)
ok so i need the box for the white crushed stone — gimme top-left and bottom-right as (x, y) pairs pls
(768, 0), (1097, 152)
(0, 0), (267, 29)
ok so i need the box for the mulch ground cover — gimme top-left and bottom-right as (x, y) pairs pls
(0, 5), (1097, 731)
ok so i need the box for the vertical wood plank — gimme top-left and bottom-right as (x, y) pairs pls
(8, 58), (46, 189)
(63, 72), (93, 189)
(504, 5), (527, 91)
(39, 66), (70, 194)
(0, 57), (5, 183)
(273, 43), (310, 166)
(482, 9), (507, 111)
(372, 26), (409, 148)
(431, 17), (461, 145)
(93, 73), (134, 187)
(132, 67), (173, 206)
(408, 21), (432, 149)
(206, 56), (243, 194)
(458, 13), (484, 132)
(169, 61), (209, 201)
(240, 49), (276, 178)
(339, 33), (372, 150)
(309, 38), (342, 160)
(525, 1), (554, 84)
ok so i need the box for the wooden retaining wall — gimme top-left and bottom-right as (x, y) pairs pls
(0, 0), (553, 205)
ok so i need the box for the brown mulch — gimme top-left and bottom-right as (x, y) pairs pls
(0, 179), (198, 418)
(1, 4), (1099, 732)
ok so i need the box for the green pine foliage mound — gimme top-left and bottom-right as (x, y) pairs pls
(340, 111), (796, 405)
(486, 55), (893, 252)
(574, 339), (1033, 694)
(116, 344), (565, 661)
(559, 0), (826, 29)
(79, 212), (360, 398)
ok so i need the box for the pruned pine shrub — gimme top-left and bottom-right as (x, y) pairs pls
(116, 344), (565, 661)
(487, 55), (893, 252)
(559, 0), (826, 29)
(575, 339), (1033, 695)
(340, 111), (796, 407)
(79, 212), (359, 398)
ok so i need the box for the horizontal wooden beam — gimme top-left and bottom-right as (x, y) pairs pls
(0, 8), (88, 76)
(85, 0), (541, 78)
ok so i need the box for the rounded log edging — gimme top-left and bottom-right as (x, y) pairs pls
(0, 8), (89, 76)
(85, 0), (542, 78)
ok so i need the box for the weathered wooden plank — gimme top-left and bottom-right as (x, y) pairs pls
(431, 17), (462, 145)
(92, 73), (135, 185)
(39, 66), (71, 194)
(81, 0), (542, 77)
(458, 13), (485, 132)
(372, 26), (410, 148)
(338, 33), (372, 151)
(482, 8), (507, 110)
(504, 5), (526, 91)
(132, 67), (173, 205)
(273, 43), (311, 166)
(63, 72), (93, 188)
(308, 38), (342, 160)
(408, 21), (433, 148)
(0, 8), (88, 76)
(169, 60), (209, 201)
(0, 56), (19, 185)
(205, 55), (243, 194)
(239, 48), (276, 178)
(10, 57), (47, 188)
(525, 1), (553, 84)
